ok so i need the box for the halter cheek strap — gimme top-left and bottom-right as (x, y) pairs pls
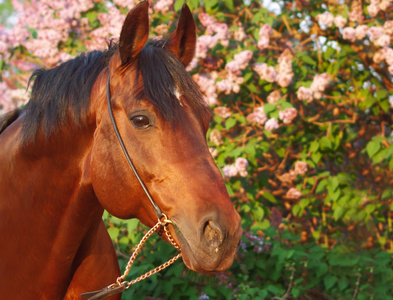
(106, 76), (164, 220)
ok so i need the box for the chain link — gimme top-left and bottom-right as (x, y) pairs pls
(116, 215), (182, 290)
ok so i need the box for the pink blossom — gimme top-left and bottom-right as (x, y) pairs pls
(257, 24), (272, 50)
(294, 161), (308, 176)
(375, 34), (391, 47)
(257, 35), (269, 50)
(373, 48), (386, 64)
(276, 74), (292, 87)
(349, 3), (363, 23)
(214, 107), (232, 119)
(254, 63), (277, 83)
(311, 73), (330, 93)
(383, 21), (393, 35)
(209, 130), (223, 146)
(113, 0), (135, 9)
(216, 79), (233, 95)
(212, 23), (230, 42)
(233, 50), (253, 69)
(343, 27), (356, 42)
(247, 106), (267, 125)
(192, 72), (218, 105)
(383, 47), (393, 65)
(279, 108), (297, 124)
(234, 26), (246, 41)
(267, 91), (281, 104)
(223, 165), (238, 178)
(286, 187), (301, 199)
(209, 148), (219, 158)
(297, 86), (313, 102)
(198, 13), (215, 27)
(154, 0), (173, 13)
(11, 59), (37, 72)
(368, 26), (384, 42)
(196, 35), (218, 58)
(265, 118), (279, 131)
(369, 4), (380, 16)
(379, 0), (392, 11)
(259, 24), (273, 36)
(225, 61), (240, 73)
(355, 25), (369, 40)
(334, 15), (347, 28)
(235, 158), (249, 177)
(316, 12), (334, 28)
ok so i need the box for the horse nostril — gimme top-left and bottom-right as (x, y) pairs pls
(201, 220), (224, 252)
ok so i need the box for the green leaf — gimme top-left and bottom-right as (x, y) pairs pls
(261, 191), (277, 203)
(319, 136), (332, 150)
(298, 53), (317, 66)
(186, 0), (199, 10)
(174, 0), (184, 11)
(366, 140), (381, 158)
(264, 103), (276, 114)
(204, 0), (218, 10)
(107, 227), (119, 241)
(252, 205), (264, 221)
(324, 274), (337, 290)
(338, 277), (349, 291)
(225, 118), (236, 129)
(333, 206), (344, 220)
(224, 0), (234, 10)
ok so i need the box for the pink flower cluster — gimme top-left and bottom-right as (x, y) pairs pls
(192, 13), (230, 66)
(286, 187), (301, 199)
(222, 157), (249, 178)
(276, 50), (294, 87)
(0, 82), (29, 114)
(267, 90), (281, 104)
(368, 0), (392, 17)
(279, 108), (297, 124)
(343, 24), (391, 47)
(254, 49), (293, 87)
(153, 0), (173, 13)
(209, 129), (223, 146)
(374, 47), (393, 75)
(279, 161), (308, 183)
(254, 63), (277, 83)
(192, 72), (218, 105)
(7, 0), (96, 65)
(216, 50), (252, 94)
(257, 24), (272, 50)
(246, 106), (267, 125)
(213, 106), (231, 119)
(88, 5), (126, 51)
(297, 73), (330, 102)
(315, 12), (347, 29)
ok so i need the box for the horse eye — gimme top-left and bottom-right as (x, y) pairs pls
(131, 115), (150, 129)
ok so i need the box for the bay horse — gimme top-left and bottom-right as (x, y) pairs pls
(0, 1), (242, 299)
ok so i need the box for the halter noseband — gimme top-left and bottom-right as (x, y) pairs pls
(106, 75), (164, 220)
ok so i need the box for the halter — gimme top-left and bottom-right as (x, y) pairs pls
(81, 76), (181, 300)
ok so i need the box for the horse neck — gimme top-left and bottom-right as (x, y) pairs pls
(2, 110), (104, 243)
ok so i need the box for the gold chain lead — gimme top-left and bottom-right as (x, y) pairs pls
(116, 216), (182, 290)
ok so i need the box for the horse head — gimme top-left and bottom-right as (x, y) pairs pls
(90, 1), (242, 273)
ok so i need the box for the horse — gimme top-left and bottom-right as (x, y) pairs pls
(0, 1), (242, 299)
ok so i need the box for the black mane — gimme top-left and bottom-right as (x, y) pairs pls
(22, 39), (209, 143)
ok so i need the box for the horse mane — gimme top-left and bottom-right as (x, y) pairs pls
(21, 39), (209, 143)
(0, 109), (22, 135)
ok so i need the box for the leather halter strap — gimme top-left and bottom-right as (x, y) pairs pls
(106, 76), (164, 220)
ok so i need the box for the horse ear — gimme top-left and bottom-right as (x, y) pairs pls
(167, 4), (196, 67)
(119, 0), (149, 65)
